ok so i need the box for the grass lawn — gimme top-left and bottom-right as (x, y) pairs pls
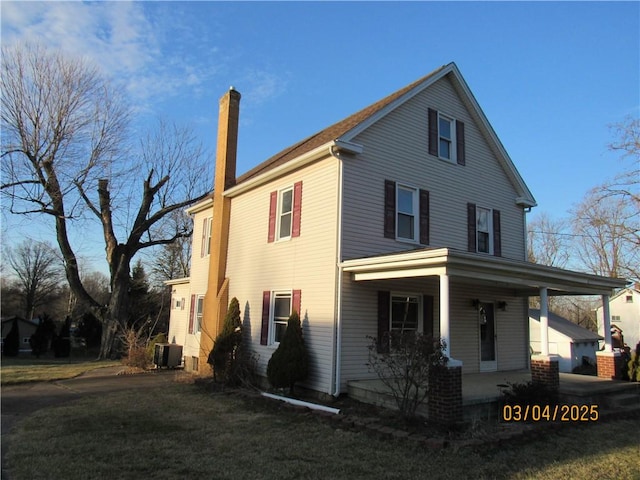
(5, 381), (639, 480)
(0, 356), (121, 385)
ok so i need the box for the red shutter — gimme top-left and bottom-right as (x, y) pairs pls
(292, 289), (302, 316)
(428, 108), (438, 157)
(493, 209), (502, 257)
(188, 294), (196, 334)
(267, 191), (277, 243)
(384, 180), (396, 239)
(423, 294), (434, 337)
(292, 181), (302, 238)
(377, 291), (390, 353)
(467, 203), (477, 252)
(456, 121), (465, 166)
(419, 189), (430, 245)
(260, 291), (271, 345)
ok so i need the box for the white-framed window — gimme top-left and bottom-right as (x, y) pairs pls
(194, 295), (204, 333)
(277, 187), (294, 240)
(625, 295), (633, 303)
(390, 294), (421, 333)
(201, 217), (212, 256)
(476, 207), (492, 254)
(181, 298), (185, 311)
(612, 315), (621, 322)
(438, 114), (456, 161)
(396, 185), (419, 242)
(271, 291), (292, 344)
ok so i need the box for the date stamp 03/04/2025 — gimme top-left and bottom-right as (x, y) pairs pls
(501, 404), (600, 422)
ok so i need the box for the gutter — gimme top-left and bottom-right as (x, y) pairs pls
(224, 140), (362, 198)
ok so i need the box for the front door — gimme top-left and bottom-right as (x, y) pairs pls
(479, 302), (497, 372)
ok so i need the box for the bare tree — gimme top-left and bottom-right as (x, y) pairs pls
(149, 211), (192, 286)
(527, 212), (570, 268)
(571, 190), (638, 281)
(1, 42), (210, 358)
(4, 240), (63, 320)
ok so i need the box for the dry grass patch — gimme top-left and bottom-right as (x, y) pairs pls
(0, 358), (121, 385)
(6, 383), (639, 480)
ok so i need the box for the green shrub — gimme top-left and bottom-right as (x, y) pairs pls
(267, 310), (308, 394)
(208, 298), (243, 384)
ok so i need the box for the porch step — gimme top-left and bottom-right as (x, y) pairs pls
(606, 392), (640, 410)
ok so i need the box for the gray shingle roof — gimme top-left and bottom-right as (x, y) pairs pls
(529, 309), (602, 342)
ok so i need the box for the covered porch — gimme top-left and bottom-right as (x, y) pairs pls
(348, 371), (640, 420)
(341, 247), (629, 423)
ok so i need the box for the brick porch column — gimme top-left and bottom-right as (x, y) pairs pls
(428, 360), (463, 425)
(596, 351), (622, 379)
(530, 354), (559, 391)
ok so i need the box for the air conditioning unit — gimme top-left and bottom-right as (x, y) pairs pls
(154, 343), (183, 368)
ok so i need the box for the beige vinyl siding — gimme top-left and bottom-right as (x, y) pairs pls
(227, 157), (339, 394)
(341, 75), (527, 262)
(339, 275), (528, 388)
(167, 281), (190, 348)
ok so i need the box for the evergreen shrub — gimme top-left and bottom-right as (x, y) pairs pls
(266, 310), (308, 394)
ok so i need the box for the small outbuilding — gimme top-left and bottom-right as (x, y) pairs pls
(529, 309), (601, 373)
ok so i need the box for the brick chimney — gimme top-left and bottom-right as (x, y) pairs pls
(200, 87), (241, 370)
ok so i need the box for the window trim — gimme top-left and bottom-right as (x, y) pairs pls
(438, 113), (456, 162)
(194, 295), (204, 333)
(476, 206), (493, 254)
(201, 216), (212, 257)
(390, 292), (423, 334)
(269, 290), (293, 344)
(396, 184), (419, 243)
(276, 187), (294, 241)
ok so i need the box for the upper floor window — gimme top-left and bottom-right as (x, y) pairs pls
(428, 108), (465, 165)
(384, 180), (429, 245)
(268, 181), (302, 242)
(201, 217), (212, 257)
(625, 295), (633, 303)
(438, 115), (455, 160)
(278, 188), (293, 239)
(467, 203), (501, 257)
(397, 186), (418, 241)
(476, 207), (491, 254)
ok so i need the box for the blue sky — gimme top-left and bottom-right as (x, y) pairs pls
(1, 1), (638, 274)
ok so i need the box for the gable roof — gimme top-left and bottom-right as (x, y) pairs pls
(234, 62), (536, 207)
(529, 309), (602, 342)
(236, 65), (447, 184)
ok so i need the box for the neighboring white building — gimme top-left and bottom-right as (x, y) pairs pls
(529, 309), (601, 373)
(596, 286), (640, 351)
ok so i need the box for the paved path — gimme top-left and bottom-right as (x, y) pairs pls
(1, 367), (177, 480)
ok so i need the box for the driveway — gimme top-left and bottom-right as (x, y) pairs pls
(1, 367), (177, 480)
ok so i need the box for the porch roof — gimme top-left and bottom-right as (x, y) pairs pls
(341, 248), (628, 296)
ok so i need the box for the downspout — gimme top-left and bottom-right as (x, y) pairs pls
(329, 144), (344, 397)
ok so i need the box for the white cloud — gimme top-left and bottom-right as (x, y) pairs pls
(1, 2), (288, 117)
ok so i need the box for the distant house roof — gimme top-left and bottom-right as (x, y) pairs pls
(529, 309), (602, 342)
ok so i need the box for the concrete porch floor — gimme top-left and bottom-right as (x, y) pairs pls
(347, 371), (639, 418)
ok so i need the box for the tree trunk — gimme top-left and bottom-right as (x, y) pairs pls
(98, 249), (132, 359)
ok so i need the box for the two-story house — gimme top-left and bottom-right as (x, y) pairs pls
(167, 63), (626, 422)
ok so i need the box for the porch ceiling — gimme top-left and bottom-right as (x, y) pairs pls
(341, 248), (628, 296)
